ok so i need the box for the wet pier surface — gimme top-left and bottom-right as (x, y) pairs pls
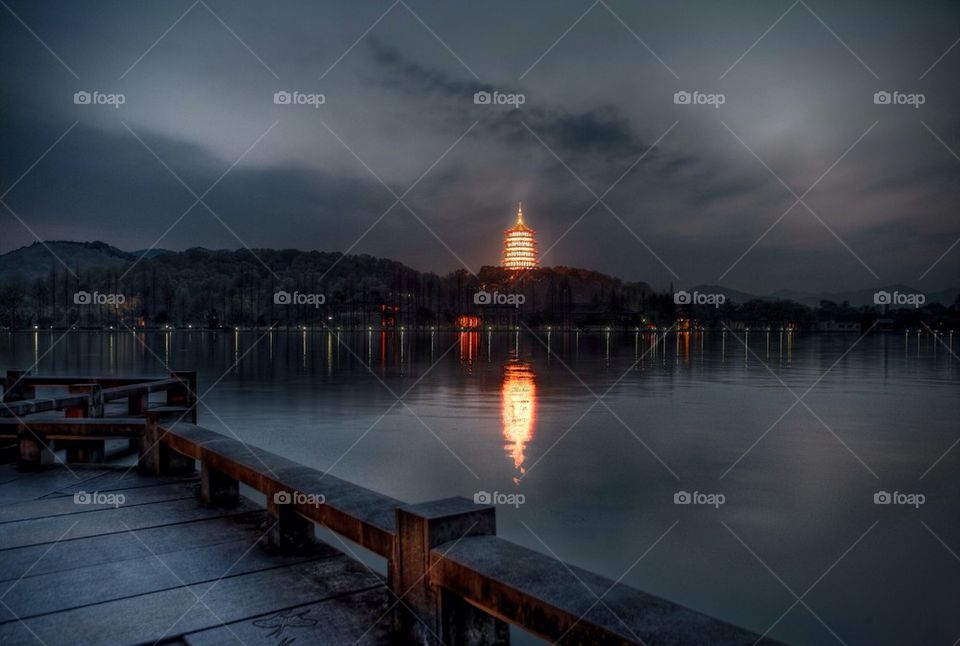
(0, 465), (392, 646)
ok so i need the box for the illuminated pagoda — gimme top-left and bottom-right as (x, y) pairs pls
(501, 202), (539, 270)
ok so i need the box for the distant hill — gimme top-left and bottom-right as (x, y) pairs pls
(691, 284), (959, 307)
(130, 248), (174, 259)
(0, 242), (955, 326)
(0, 241), (658, 328)
(687, 285), (759, 305)
(0, 241), (133, 281)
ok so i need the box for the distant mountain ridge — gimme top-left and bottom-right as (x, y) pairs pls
(0, 242), (180, 280)
(0, 241), (133, 280)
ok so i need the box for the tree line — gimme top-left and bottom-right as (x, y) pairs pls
(0, 247), (956, 331)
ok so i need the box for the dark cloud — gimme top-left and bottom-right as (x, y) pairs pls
(0, 114), (394, 255)
(1, 0), (958, 293)
(367, 40), (658, 162)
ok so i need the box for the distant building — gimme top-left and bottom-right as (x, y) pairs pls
(456, 314), (481, 330)
(876, 318), (895, 332)
(817, 320), (861, 333)
(674, 317), (698, 331)
(501, 202), (539, 270)
(379, 303), (399, 328)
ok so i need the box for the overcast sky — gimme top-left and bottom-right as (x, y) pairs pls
(1, 0), (958, 293)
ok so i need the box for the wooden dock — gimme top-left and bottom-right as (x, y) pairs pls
(0, 465), (392, 645)
(0, 370), (777, 645)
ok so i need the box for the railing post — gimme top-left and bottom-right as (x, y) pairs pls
(3, 369), (35, 403)
(267, 491), (315, 553)
(167, 371), (197, 423)
(61, 384), (104, 463)
(139, 410), (195, 475)
(393, 497), (507, 645)
(201, 463), (239, 507)
(67, 384), (103, 418)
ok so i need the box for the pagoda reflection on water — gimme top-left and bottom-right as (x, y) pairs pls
(501, 358), (536, 481)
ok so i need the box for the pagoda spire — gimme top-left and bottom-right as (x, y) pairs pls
(517, 201), (524, 225)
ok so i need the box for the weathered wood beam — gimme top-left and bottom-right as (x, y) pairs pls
(393, 498), (505, 645)
(0, 418), (146, 438)
(139, 410), (196, 476)
(3, 369), (35, 402)
(200, 463), (239, 507)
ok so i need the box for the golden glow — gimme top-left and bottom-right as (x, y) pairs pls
(501, 202), (539, 270)
(501, 359), (536, 480)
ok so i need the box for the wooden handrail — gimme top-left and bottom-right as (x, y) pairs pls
(431, 534), (773, 645)
(0, 418), (145, 440)
(157, 420), (400, 558)
(8, 375), (167, 388)
(148, 422), (771, 645)
(4, 369), (197, 420)
(100, 378), (181, 401)
(0, 394), (90, 418)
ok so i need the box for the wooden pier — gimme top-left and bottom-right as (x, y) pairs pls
(0, 369), (776, 645)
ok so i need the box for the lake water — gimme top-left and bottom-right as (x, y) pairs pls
(2, 329), (958, 645)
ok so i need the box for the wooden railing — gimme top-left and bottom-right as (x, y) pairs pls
(1, 370), (195, 419)
(1, 369), (195, 465)
(0, 369), (774, 645)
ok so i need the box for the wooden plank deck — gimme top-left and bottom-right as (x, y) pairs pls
(0, 464), (393, 646)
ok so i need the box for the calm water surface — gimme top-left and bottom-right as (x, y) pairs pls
(2, 329), (958, 646)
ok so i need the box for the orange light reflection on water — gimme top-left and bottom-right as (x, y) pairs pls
(501, 359), (536, 482)
(459, 331), (480, 365)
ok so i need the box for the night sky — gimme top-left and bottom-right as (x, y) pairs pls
(1, 0), (958, 294)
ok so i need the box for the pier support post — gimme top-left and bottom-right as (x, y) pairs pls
(61, 385), (104, 463)
(126, 393), (149, 452)
(201, 463), (239, 507)
(167, 371), (198, 423)
(3, 369), (34, 402)
(393, 497), (507, 645)
(267, 493), (315, 553)
(62, 440), (105, 464)
(17, 425), (56, 471)
(140, 410), (195, 475)
(127, 393), (148, 415)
